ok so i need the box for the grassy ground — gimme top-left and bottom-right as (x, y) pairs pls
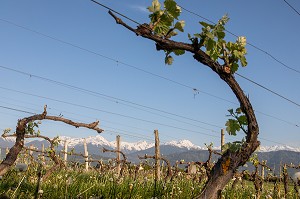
(0, 163), (299, 199)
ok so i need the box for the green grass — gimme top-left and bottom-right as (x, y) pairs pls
(0, 163), (299, 199)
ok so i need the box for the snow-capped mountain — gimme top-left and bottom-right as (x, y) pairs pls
(164, 140), (203, 150)
(57, 135), (300, 153)
(258, 145), (300, 152)
(58, 135), (155, 152)
(58, 135), (202, 152)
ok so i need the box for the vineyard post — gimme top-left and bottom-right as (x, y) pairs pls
(116, 135), (121, 176)
(261, 160), (266, 193)
(29, 144), (34, 156)
(41, 143), (45, 163)
(84, 138), (89, 171)
(221, 129), (225, 153)
(283, 164), (289, 198)
(261, 160), (266, 179)
(64, 140), (68, 166)
(154, 129), (161, 181)
(29, 144), (34, 164)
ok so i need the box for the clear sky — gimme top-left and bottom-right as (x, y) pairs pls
(0, 0), (299, 147)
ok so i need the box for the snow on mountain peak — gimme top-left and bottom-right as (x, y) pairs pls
(59, 135), (111, 147)
(2, 136), (16, 142)
(58, 135), (154, 151)
(258, 145), (300, 152)
(165, 139), (202, 150)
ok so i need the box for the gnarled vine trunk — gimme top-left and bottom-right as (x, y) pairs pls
(108, 11), (260, 199)
(0, 106), (103, 176)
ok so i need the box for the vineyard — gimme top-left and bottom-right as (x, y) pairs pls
(0, 121), (299, 198)
(1, 0), (300, 198)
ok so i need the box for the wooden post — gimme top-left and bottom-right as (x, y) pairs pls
(28, 144), (34, 164)
(154, 130), (160, 181)
(29, 144), (34, 156)
(283, 164), (289, 198)
(221, 129), (225, 152)
(116, 135), (121, 176)
(83, 138), (89, 171)
(41, 144), (45, 162)
(261, 160), (266, 180)
(64, 140), (68, 166)
(261, 160), (266, 191)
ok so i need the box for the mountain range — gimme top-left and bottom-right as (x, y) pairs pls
(54, 135), (300, 153)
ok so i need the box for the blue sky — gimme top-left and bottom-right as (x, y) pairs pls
(0, 0), (299, 147)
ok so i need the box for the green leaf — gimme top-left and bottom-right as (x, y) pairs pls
(211, 52), (219, 61)
(206, 39), (215, 52)
(237, 36), (247, 47)
(206, 32), (214, 39)
(218, 14), (229, 26)
(216, 31), (225, 40)
(164, 0), (181, 19)
(173, 49), (185, 56)
(231, 63), (239, 73)
(240, 56), (247, 67)
(194, 33), (201, 38)
(199, 21), (214, 29)
(228, 109), (234, 115)
(154, 23), (170, 36)
(174, 20), (185, 32)
(165, 55), (173, 65)
(167, 30), (178, 38)
(222, 142), (243, 153)
(235, 107), (242, 114)
(225, 119), (240, 136)
(238, 115), (248, 125)
(233, 50), (241, 59)
(148, 0), (161, 13)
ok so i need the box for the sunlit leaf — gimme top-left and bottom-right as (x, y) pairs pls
(231, 63), (239, 73)
(173, 49), (185, 56)
(165, 55), (173, 65)
(225, 119), (240, 136)
(199, 21), (214, 29)
(148, 0), (161, 13)
(240, 56), (247, 67)
(236, 107), (242, 114)
(174, 20), (185, 32)
(238, 115), (248, 125)
(164, 0), (181, 19)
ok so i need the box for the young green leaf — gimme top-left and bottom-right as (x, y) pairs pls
(148, 0), (161, 13)
(165, 55), (174, 65)
(173, 49), (185, 56)
(199, 21), (214, 29)
(225, 119), (240, 136)
(231, 63), (239, 74)
(174, 20), (185, 32)
(238, 115), (248, 125)
(240, 56), (247, 67)
(164, 0), (181, 19)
